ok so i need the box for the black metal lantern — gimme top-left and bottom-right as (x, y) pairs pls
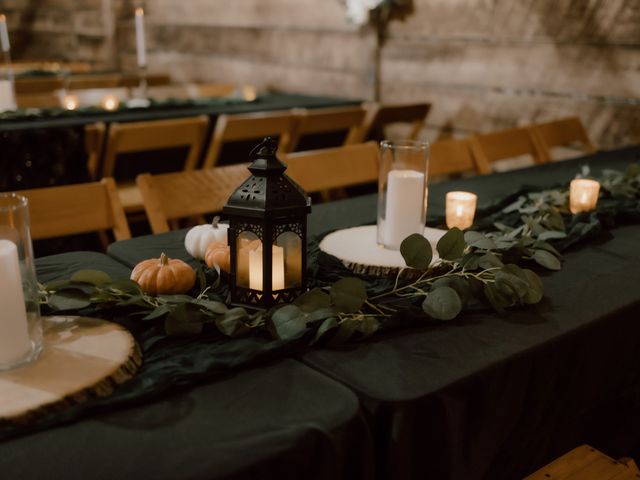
(223, 138), (311, 309)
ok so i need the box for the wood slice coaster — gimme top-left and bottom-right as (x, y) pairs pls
(319, 225), (447, 277)
(0, 316), (141, 424)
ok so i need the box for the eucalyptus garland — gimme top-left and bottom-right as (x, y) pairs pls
(40, 163), (640, 345)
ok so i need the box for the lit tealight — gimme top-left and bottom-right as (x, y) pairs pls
(242, 85), (257, 101)
(62, 95), (79, 111)
(446, 191), (477, 230)
(100, 94), (120, 111)
(569, 179), (600, 214)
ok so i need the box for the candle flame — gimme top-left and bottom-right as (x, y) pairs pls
(455, 204), (464, 217)
(62, 95), (79, 110)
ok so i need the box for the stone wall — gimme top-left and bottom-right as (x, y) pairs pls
(2, 0), (639, 148)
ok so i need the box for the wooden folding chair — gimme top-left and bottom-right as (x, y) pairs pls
(16, 92), (60, 109)
(137, 165), (250, 234)
(530, 117), (596, 162)
(102, 116), (209, 213)
(14, 76), (65, 94)
(120, 73), (171, 87)
(362, 102), (431, 141)
(282, 142), (378, 196)
(287, 106), (367, 152)
(429, 137), (480, 177)
(202, 110), (297, 168)
(67, 74), (122, 90)
(469, 126), (546, 174)
(16, 178), (130, 242)
(85, 122), (106, 181)
(525, 445), (640, 480)
(191, 83), (236, 98)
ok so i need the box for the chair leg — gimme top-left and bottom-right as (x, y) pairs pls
(619, 457), (640, 474)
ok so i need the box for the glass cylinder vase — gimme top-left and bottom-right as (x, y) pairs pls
(377, 140), (430, 250)
(0, 193), (43, 370)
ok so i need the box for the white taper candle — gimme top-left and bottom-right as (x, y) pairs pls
(0, 15), (10, 53)
(135, 8), (147, 68)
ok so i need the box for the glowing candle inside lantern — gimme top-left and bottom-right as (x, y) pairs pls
(62, 94), (79, 110)
(242, 85), (257, 101)
(0, 14), (10, 53)
(0, 240), (32, 366)
(249, 244), (285, 291)
(100, 94), (119, 111)
(570, 179), (600, 214)
(135, 8), (147, 68)
(0, 79), (15, 112)
(383, 169), (426, 249)
(446, 191), (477, 230)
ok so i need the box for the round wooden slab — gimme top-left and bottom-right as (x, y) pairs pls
(0, 316), (141, 424)
(319, 225), (447, 277)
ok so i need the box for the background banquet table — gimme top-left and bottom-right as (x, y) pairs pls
(0, 92), (360, 192)
(105, 145), (640, 479)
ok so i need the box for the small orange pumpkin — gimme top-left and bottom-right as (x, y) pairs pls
(205, 241), (230, 272)
(131, 253), (196, 295)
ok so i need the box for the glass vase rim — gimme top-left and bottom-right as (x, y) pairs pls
(380, 139), (430, 150)
(0, 192), (29, 211)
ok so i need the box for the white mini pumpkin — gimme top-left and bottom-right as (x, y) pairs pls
(184, 217), (229, 260)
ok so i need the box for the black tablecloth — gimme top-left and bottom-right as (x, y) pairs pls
(107, 146), (640, 479)
(0, 252), (372, 480)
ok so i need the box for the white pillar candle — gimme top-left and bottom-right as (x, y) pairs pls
(135, 8), (147, 68)
(0, 240), (32, 365)
(0, 79), (16, 112)
(446, 191), (478, 230)
(249, 244), (285, 291)
(383, 169), (426, 249)
(0, 14), (10, 53)
(570, 179), (600, 214)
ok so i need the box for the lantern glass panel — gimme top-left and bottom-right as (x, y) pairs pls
(236, 231), (260, 289)
(275, 232), (302, 288)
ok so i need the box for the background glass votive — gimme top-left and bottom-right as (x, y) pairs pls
(100, 94), (120, 111)
(570, 179), (600, 214)
(446, 191), (477, 230)
(0, 193), (43, 370)
(377, 140), (430, 250)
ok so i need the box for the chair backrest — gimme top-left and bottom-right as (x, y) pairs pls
(102, 115), (209, 178)
(469, 126), (546, 173)
(136, 165), (250, 234)
(531, 117), (596, 161)
(147, 84), (190, 101)
(362, 102), (431, 141)
(14, 76), (65, 94)
(288, 106), (367, 152)
(202, 110), (297, 168)
(120, 73), (171, 87)
(282, 142), (379, 193)
(67, 74), (122, 90)
(429, 137), (479, 176)
(16, 92), (60, 108)
(191, 83), (236, 98)
(17, 178), (131, 241)
(85, 122), (106, 180)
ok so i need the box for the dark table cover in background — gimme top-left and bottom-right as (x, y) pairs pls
(0, 253), (373, 480)
(0, 93), (360, 191)
(107, 146), (640, 480)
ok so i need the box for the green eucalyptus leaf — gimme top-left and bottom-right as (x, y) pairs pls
(521, 269), (544, 304)
(502, 197), (526, 213)
(48, 290), (92, 311)
(436, 227), (466, 260)
(70, 269), (112, 286)
(328, 319), (358, 346)
(330, 278), (367, 313)
(464, 231), (497, 250)
(143, 304), (171, 320)
(494, 269), (530, 303)
(307, 307), (339, 323)
(431, 276), (472, 306)
(157, 294), (194, 304)
(294, 288), (332, 313)
(116, 294), (146, 307)
(164, 303), (203, 335)
(477, 252), (504, 269)
(537, 230), (567, 241)
(460, 252), (481, 271)
(483, 283), (514, 313)
(533, 250), (562, 271)
(270, 304), (308, 341)
(109, 279), (142, 295)
(400, 233), (433, 270)
(216, 311), (250, 337)
(193, 299), (228, 314)
(355, 316), (380, 338)
(313, 317), (338, 344)
(422, 286), (462, 321)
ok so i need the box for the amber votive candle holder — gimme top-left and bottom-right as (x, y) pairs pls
(569, 179), (600, 214)
(446, 191), (477, 230)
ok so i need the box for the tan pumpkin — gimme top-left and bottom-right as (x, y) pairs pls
(205, 241), (230, 272)
(131, 253), (196, 295)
